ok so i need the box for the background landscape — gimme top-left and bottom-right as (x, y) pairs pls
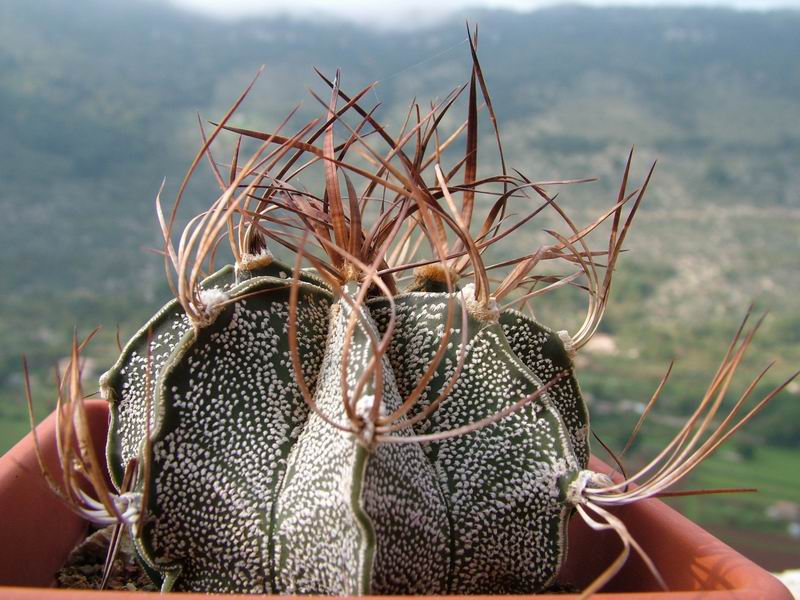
(1, 0), (798, 570)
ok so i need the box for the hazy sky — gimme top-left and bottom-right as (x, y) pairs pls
(169, 0), (800, 27)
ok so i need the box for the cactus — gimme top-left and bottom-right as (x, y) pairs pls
(27, 31), (798, 596)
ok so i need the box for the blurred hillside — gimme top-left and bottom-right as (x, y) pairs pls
(1, 0), (798, 568)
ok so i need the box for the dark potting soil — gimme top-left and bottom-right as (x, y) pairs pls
(55, 526), (156, 591)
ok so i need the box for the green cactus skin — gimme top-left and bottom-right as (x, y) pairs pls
(398, 276), (589, 468)
(367, 292), (581, 593)
(100, 259), (323, 488)
(499, 309), (590, 469)
(273, 297), (450, 594)
(103, 271), (589, 594)
(99, 265), (236, 488)
(136, 274), (332, 592)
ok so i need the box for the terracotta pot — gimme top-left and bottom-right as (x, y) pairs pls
(0, 401), (791, 599)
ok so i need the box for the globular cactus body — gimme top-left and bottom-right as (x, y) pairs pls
(101, 266), (586, 594)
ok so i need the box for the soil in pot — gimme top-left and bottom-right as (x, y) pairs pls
(55, 527), (155, 592)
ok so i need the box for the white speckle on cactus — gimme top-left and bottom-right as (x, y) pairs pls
(499, 308), (589, 468)
(366, 292), (580, 592)
(107, 271), (590, 594)
(101, 268), (238, 487)
(274, 298), (450, 594)
(142, 277), (332, 592)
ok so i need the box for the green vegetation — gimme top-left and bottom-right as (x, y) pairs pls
(0, 0), (797, 569)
